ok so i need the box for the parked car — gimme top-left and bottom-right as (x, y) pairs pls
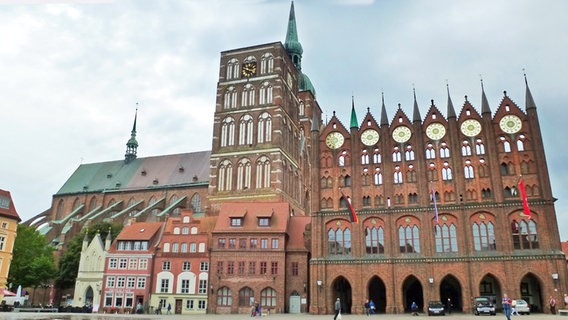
(428, 301), (445, 316)
(473, 296), (496, 316)
(513, 299), (530, 315)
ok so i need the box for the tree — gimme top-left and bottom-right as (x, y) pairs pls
(8, 224), (57, 289)
(55, 221), (122, 289)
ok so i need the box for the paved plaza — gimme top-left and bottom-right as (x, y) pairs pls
(0, 312), (564, 320)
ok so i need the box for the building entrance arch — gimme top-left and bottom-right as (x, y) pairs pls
(520, 273), (543, 312)
(439, 274), (462, 312)
(402, 275), (423, 312)
(478, 274), (502, 309)
(367, 275), (386, 313)
(332, 276), (352, 313)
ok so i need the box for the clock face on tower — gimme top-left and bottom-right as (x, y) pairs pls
(499, 115), (522, 134)
(361, 129), (380, 146)
(425, 123), (446, 141)
(460, 119), (482, 137)
(325, 131), (345, 149)
(392, 126), (411, 143)
(241, 62), (257, 77)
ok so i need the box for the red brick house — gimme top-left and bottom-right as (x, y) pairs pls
(150, 210), (215, 315)
(101, 221), (164, 313)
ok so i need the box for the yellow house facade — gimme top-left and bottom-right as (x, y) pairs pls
(0, 189), (21, 300)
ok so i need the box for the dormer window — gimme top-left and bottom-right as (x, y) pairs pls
(257, 210), (273, 227)
(230, 218), (243, 227)
(258, 217), (270, 227)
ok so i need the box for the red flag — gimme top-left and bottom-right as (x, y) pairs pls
(518, 179), (531, 218)
(340, 189), (358, 223)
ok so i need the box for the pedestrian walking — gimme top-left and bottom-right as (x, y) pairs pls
(511, 299), (519, 316)
(167, 302), (172, 315)
(564, 293), (568, 308)
(502, 293), (512, 320)
(364, 299), (370, 316)
(333, 297), (341, 320)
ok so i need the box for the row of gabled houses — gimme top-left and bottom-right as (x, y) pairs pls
(72, 202), (310, 315)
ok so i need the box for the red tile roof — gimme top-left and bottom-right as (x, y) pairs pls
(214, 202), (290, 233)
(116, 221), (163, 240)
(0, 189), (21, 222)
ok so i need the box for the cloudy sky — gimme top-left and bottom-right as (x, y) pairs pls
(1, 0), (567, 240)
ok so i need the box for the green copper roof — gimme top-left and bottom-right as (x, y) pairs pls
(299, 73), (316, 97)
(284, 2), (303, 59)
(350, 96), (358, 128)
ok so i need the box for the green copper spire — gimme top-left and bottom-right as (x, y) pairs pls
(284, 1), (303, 70)
(125, 107), (138, 164)
(350, 96), (358, 129)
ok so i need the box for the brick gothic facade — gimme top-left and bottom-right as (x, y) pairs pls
(24, 2), (566, 315)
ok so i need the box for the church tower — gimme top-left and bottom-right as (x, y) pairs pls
(207, 1), (321, 217)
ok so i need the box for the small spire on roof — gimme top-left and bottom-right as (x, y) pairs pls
(446, 82), (456, 119)
(480, 78), (491, 115)
(523, 69), (537, 110)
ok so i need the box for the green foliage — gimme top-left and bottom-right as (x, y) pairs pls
(55, 221), (122, 289)
(8, 224), (57, 289)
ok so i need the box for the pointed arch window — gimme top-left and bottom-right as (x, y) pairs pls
(473, 220), (496, 251)
(405, 145), (415, 161)
(517, 134), (526, 152)
(425, 143), (436, 159)
(220, 117), (235, 147)
(226, 58), (239, 80)
(406, 164), (416, 183)
(365, 225), (385, 254)
(475, 138), (486, 155)
(224, 86), (237, 109)
(374, 168), (383, 185)
(435, 223), (458, 253)
(500, 136), (511, 152)
(190, 193), (201, 212)
(392, 146), (402, 162)
(241, 83), (255, 107)
(478, 158), (489, 178)
(361, 150), (370, 164)
(218, 160), (233, 191)
(511, 219), (539, 249)
(373, 148), (382, 163)
(439, 142), (450, 158)
(236, 158), (252, 190)
(260, 53), (274, 74)
(239, 114), (254, 145)
(328, 227), (352, 255)
(257, 112), (272, 143)
(461, 140), (472, 156)
(398, 224), (420, 253)
(255, 156), (271, 189)
(393, 165), (403, 184)
(427, 163), (438, 181)
(442, 162), (452, 180)
(299, 101), (305, 116)
(259, 81), (273, 105)
(464, 160), (475, 179)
